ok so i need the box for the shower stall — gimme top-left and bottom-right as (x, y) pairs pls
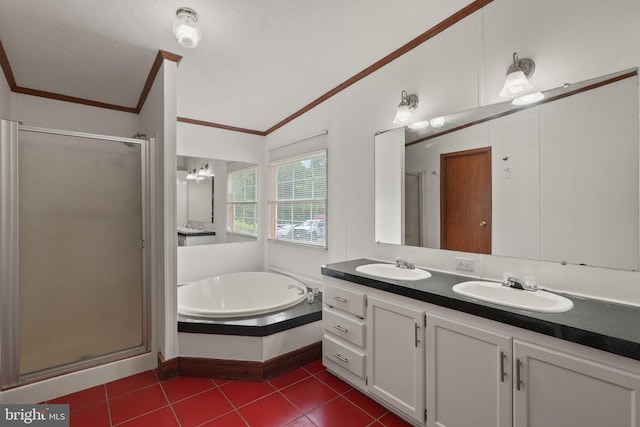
(0, 120), (150, 388)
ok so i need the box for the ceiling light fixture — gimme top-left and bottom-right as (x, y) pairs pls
(173, 7), (202, 49)
(499, 52), (535, 98)
(393, 90), (419, 125)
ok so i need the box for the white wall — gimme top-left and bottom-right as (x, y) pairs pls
(176, 121), (265, 283)
(265, 0), (640, 304)
(0, 71), (12, 118)
(14, 94), (139, 137)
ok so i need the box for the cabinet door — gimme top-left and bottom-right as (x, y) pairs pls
(367, 295), (425, 423)
(513, 340), (640, 427)
(426, 314), (512, 427)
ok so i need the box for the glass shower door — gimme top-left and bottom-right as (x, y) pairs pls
(1, 123), (149, 386)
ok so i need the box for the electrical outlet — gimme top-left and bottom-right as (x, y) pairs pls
(454, 257), (475, 272)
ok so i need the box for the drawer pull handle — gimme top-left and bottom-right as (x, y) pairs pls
(332, 353), (348, 363)
(333, 325), (349, 333)
(332, 296), (347, 303)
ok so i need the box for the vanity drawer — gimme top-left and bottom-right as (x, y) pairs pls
(323, 335), (365, 378)
(323, 307), (365, 347)
(324, 284), (366, 318)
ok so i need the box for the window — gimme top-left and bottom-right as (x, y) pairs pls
(227, 166), (257, 235)
(269, 150), (327, 247)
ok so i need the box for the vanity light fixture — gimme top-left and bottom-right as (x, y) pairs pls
(173, 7), (203, 49)
(198, 164), (207, 177)
(499, 52), (536, 98)
(186, 168), (197, 180)
(393, 90), (419, 125)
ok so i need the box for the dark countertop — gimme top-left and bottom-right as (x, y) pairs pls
(178, 230), (216, 237)
(178, 292), (323, 337)
(321, 259), (640, 361)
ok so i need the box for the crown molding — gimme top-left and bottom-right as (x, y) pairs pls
(0, 0), (491, 133)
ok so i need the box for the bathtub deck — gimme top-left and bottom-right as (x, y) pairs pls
(178, 292), (323, 337)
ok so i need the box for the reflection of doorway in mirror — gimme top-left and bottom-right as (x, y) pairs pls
(211, 176), (216, 224)
(405, 174), (421, 246)
(440, 147), (492, 254)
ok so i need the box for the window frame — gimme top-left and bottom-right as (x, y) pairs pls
(268, 149), (327, 248)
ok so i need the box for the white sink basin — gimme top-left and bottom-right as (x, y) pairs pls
(355, 263), (432, 281)
(452, 281), (573, 313)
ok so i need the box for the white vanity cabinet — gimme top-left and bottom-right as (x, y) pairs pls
(322, 281), (367, 388)
(513, 340), (640, 427)
(426, 313), (512, 427)
(367, 295), (425, 424)
(323, 274), (640, 427)
(323, 278), (426, 424)
(427, 312), (640, 427)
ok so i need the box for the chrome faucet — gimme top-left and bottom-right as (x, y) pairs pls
(395, 257), (415, 269)
(502, 275), (537, 292)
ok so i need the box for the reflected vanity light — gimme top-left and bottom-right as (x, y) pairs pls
(186, 168), (197, 180)
(173, 7), (203, 48)
(499, 52), (536, 98)
(393, 90), (419, 124)
(429, 116), (446, 128)
(513, 91), (545, 105)
(198, 163), (213, 177)
(408, 120), (430, 130)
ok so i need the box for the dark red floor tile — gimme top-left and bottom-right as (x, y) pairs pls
(302, 359), (325, 374)
(238, 392), (303, 427)
(106, 371), (158, 398)
(343, 389), (387, 419)
(161, 376), (216, 403)
(268, 367), (310, 390)
(314, 370), (352, 394)
(201, 410), (248, 426)
(213, 378), (233, 387)
(220, 380), (276, 408)
(280, 377), (338, 413)
(116, 406), (179, 426)
(172, 388), (234, 427)
(307, 396), (374, 427)
(49, 385), (106, 412)
(108, 384), (168, 425)
(378, 411), (413, 426)
(69, 401), (110, 427)
(284, 415), (317, 426)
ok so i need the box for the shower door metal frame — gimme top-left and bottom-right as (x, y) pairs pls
(0, 122), (151, 389)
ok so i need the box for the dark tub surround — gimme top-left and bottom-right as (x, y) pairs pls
(177, 230), (216, 237)
(178, 292), (323, 337)
(322, 259), (640, 361)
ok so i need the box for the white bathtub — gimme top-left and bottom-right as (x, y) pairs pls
(178, 272), (309, 318)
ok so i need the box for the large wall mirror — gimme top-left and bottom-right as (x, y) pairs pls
(177, 155), (258, 246)
(375, 69), (639, 271)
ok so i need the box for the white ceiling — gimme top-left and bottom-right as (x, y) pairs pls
(0, 0), (441, 131)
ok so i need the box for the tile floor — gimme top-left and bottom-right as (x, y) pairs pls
(46, 359), (412, 427)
